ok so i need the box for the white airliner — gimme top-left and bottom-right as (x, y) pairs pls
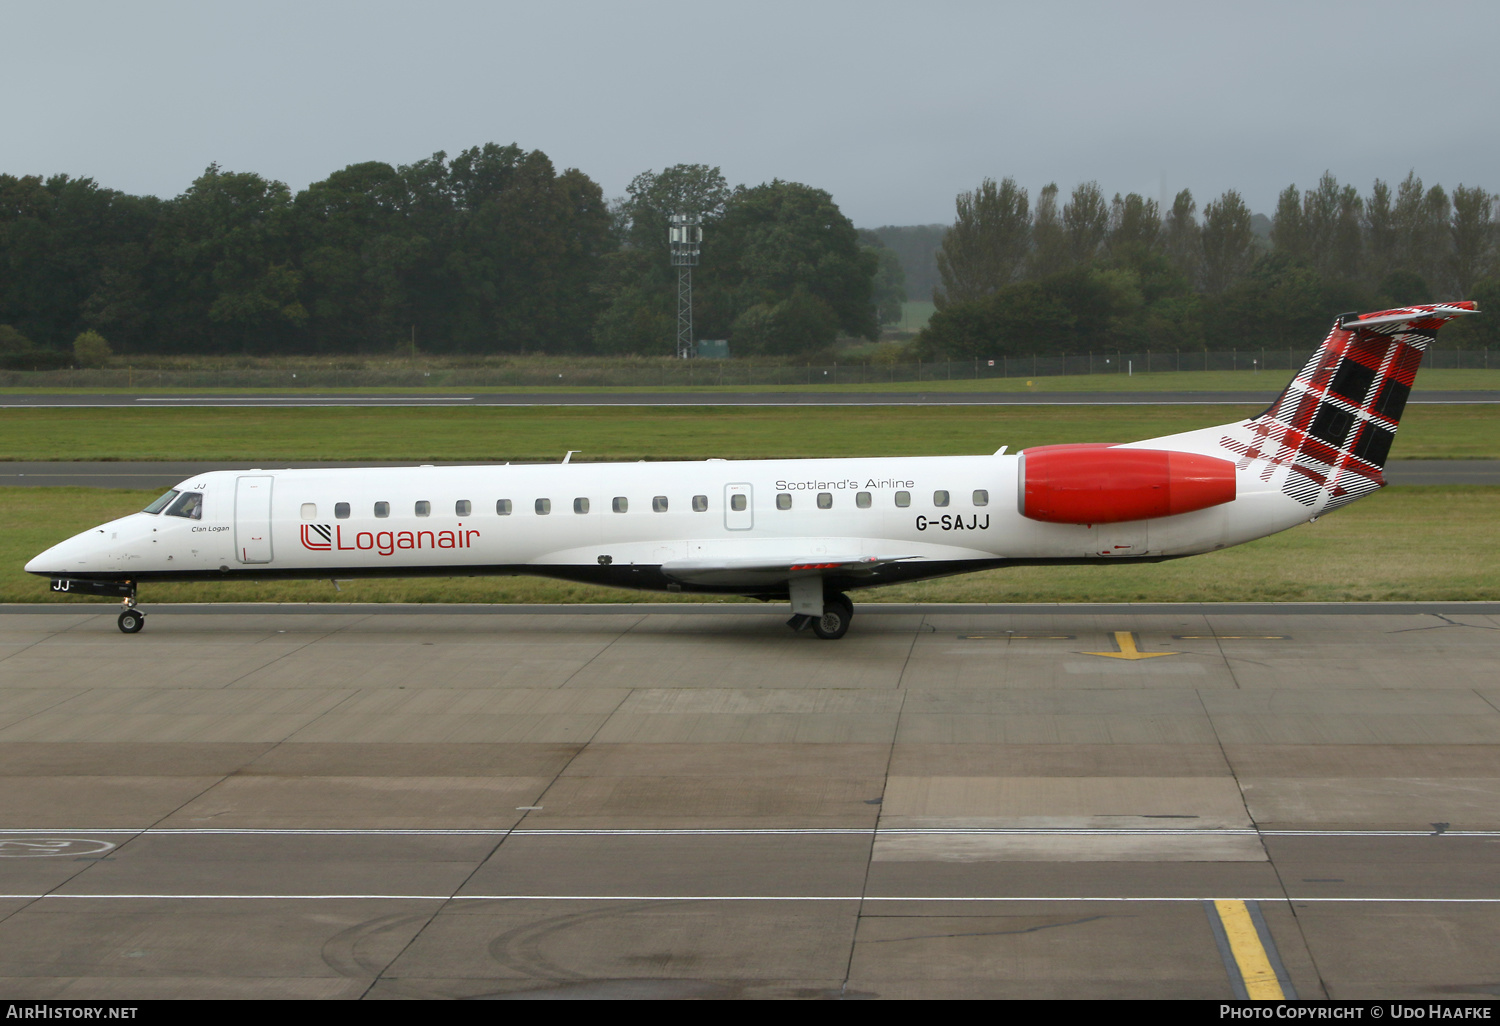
(28, 302), (1477, 638)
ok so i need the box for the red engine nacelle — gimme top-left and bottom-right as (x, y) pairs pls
(1018, 444), (1237, 524)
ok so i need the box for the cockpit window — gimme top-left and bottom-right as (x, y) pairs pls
(143, 489), (180, 514)
(165, 492), (203, 520)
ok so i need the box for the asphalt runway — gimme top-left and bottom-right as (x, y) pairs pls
(1, 389), (1497, 407)
(3, 459), (1496, 489)
(1, 601), (1498, 999)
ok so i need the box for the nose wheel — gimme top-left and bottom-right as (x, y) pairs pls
(118, 589), (144, 634)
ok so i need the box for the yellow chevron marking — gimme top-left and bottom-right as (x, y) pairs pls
(1082, 631), (1179, 660)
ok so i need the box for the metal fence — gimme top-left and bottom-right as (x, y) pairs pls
(0, 348), (1493, 389)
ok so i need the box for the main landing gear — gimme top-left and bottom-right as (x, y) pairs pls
(788, 591), (853, 640)
(118, 591), (145, 634)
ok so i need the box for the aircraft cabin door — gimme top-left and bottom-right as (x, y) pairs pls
(235, 475), (275, 564)
(724, 482), (753, 531)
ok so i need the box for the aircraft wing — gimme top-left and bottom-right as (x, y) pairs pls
(659, 554), (919, 587)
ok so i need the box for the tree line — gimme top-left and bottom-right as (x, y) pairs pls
(0, 149), (883, 361)
(920, 172), (1499, 358)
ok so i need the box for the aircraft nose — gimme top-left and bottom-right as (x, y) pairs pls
(25, 531), (96, 575)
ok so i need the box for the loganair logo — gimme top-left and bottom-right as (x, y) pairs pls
(301, 524), (333, 550)
(299, 523), (481, 556)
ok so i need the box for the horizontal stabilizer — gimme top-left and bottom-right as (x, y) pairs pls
(1339, 306), (1478, 330)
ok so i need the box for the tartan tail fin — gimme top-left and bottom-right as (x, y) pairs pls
(1222, 302), (1478, 510)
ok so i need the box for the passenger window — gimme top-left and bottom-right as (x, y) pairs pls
(375, 501), (390, 518)
(777, 493), (792, 510)
(165, 492), (204, 520)
(535, 498), (551, 515)
(143, 489), (179, 515)
(300, 503), (317, 521)
(817, 492), (832, 509)
(496, 499), (512, 515)
(973, 489), (989, 507)
(934, 490), (950, 507)
(415, 500), (430, 517)
(856, 491), (871, 509)
(574, 497), (589, 514)
(613, 497), (628, 513)
(693, 495), (708, 512)
(731, 494), (747, 512)
(455, 500), (471, 516)
(895, 491), (910, 508)
(653, 496), (668, 512)
(335, 502), (350, 519)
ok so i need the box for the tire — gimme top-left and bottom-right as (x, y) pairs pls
(118, 610), (145, 634)
(811, 593), (853, 640)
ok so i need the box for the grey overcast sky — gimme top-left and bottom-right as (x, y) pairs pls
(4, 0), (1497, 226)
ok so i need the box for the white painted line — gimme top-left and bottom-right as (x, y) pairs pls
(4, 827), (1498, 838)
(2, 894), (1499, 903)
(134, 397), (476, 402)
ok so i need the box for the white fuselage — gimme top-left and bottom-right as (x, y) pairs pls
(28, 443), (1315, 592)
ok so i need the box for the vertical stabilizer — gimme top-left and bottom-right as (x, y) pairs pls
(1217, 302), (1477, 511)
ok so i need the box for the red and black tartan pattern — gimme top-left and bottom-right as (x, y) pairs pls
(1218, 303), (1476, 510)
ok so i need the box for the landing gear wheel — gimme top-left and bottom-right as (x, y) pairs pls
(117, 609), (145, 634)
(811, 593), (853, 640)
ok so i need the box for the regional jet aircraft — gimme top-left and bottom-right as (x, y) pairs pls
(28, 302), (1477, 637)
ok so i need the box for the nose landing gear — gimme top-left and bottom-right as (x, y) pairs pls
(118, 591), (145, 634)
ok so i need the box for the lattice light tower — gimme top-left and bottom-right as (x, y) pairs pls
(669, 212), (702, 358)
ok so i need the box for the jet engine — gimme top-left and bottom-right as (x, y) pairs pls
(1018, 444), (1236, 524)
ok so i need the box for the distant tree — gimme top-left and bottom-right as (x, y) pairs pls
(1199, 190), (1256, 293)
(706, 180), (877, 347)
(590, 249), (673, 354)
(0, 324), (35, 354)
(444, 144), (613, 352)
(1299, 173), (1343, 275)
(1270, 184), (1307, 263)
(157, 163), (305, 352)
(291, 160), (418, 352)
(933, 177), (1030, 309)
(1449, 185), (1495, 296)
(1029, 183), (1069, 278)
(863, 240), (907, 325)
(864, 224), (947, 301)
(1063, 182), (1109, 265)
(1391, 172), (1452, 291)
(1364, 179), (1396, 284)
(590, 164), (730, 354)
(920, 265), (1146, 359)
(1105, 193), (1161, 268)
(730, 290), (839, 356)
(0, 173), (161, 350)
(619, 164), (732, 255)
(1376, 269), (1432, 306)
(1331, 181), (1363, 280)
(73, 329), (111, 366)
(1162, 189), (1200, 282)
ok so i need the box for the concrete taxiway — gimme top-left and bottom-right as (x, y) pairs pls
(1, 601), (1498, 999)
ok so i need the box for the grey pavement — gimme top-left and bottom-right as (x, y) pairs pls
(4, 459), (1499, 489)
(0, 602), (1498, 998)
(0, 389), (1497, 408)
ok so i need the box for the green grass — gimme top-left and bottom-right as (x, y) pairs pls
(6, 486), (1496, 605)
(4, 367), (1498, 395)
(0, 404), (1493, 461)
